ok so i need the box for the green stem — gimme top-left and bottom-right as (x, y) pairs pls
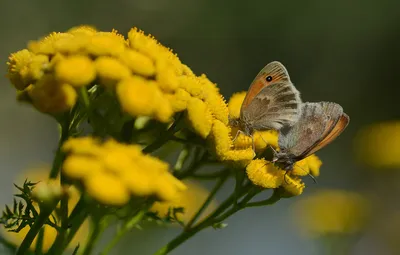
(49, 115), (70, 179)
(62, 198), (89, 250)
(142, 113), (183, 154)
(245, 189), (281, 208)
(100, 210), (146, 255)
(185, 172), (229, 229)
(34, 228), (44, 255)
(46, 196), (69, 255)
(153, 183), (252, 255)
(16, 205), (57, 255)
(82, 219), (106, 255)
(78, 87), (90, 110)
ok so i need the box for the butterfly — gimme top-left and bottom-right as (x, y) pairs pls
(272, 102), (350, 174)
(230, 61), (302, 152)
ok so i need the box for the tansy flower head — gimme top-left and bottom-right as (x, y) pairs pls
(7, 49), (36, 90)
(292, 189), (370, 237)
(291, 154), (322, 177)
(116, 76), (173, 122)
(228, 91), (247, 120)
(186, 97), (213, 139)
(246, 159), (285, 189)
(62, 137), (186, 206)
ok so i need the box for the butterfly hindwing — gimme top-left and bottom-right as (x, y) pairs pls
(278, 102), (328, 157)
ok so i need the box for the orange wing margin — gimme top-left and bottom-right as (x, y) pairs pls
(305, 114), (350, 157)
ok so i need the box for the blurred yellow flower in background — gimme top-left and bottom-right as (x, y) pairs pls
(150, 180), (217, 225)
(292, 189), (370, 237)
(355, 121), (400, 168)
(1, 166), (88, 252)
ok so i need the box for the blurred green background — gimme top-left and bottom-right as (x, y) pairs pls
(1, 0), (400, 254)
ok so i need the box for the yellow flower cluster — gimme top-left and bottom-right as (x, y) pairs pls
(354, 121), (400, 169)
(292, 189), (370, 237)
(228, 91), (322, 196)
(61, 137), (186, 206)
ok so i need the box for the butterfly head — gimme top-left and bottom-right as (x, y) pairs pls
(272, 150), (295, 171)
(229, 116), (254, 137)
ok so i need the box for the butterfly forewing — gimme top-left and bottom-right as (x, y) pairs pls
(243, 81), (302, 130)
(240, 61), (291, 110)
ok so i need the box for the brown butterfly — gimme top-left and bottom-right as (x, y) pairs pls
(230, 61), (302, 151)
(272, 102), (350, 173)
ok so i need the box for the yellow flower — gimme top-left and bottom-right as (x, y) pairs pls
(291, 154), (322, 177)
(7, 49), (35, 90)
(150, 180), (218, 225)
(67, 25), (97, 36)
(94, 56), (131, 87)
(279, 175), (305, 197)
(86, 32), (126, 56)
(28, 32), (73, 55)
(354, 121), (400, 168)
(118, 49), (155, 76)
(292, 189), (370, 237)
(166, 88), (191, 112)
(62, 137), (186, 205)
(246, 159), (285, 188)
(228, 91), (246, 120)
(231, 128), (278, 152)
(208, 119), (233, 159)
(117, 76), (173, 122)
(1, 167), (88, 252)
(28, 75), (77, 114)
(186, 98), (213, 138)
(53, 34), (90, 54)
(85, 172), (131, 206)
(156, 60), (179, 92)
(55, 55), (96, 87)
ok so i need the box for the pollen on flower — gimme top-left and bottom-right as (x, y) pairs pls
(246, 159), (285, 188)
(254, 130), (279, 150)
(62, 137), (186, 205)
(228, 91), (247, 120)
(94, 56), (131, 87)
(186, 97), (213, 139)
(55, 55), (96, 87)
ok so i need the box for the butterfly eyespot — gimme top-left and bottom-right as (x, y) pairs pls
(266, 76), (273, 82)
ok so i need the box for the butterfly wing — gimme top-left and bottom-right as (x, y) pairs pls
(302, 106), (349, 156)
(278, 102), (328, 157)
(240, 62), (302, 131)
(240, 61), (291, 110)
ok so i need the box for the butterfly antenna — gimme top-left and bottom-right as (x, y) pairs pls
(232, 130), (240, 143)
(296, 164), (317, 184)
